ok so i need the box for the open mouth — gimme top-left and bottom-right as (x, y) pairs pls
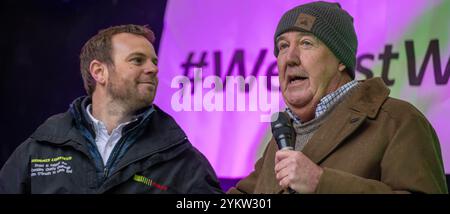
(288, 75), (308, 85)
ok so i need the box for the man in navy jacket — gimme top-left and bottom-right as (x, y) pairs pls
(0, 24), (223, 194)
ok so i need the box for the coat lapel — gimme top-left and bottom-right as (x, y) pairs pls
(302, 108), (367, 164)
(302, 78), (390, 164)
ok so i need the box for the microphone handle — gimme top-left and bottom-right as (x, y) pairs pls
(280, 146), (293, 151)
(277, 137), (294, 151)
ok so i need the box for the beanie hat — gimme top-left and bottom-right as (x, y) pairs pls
(274, 1), (358, 79)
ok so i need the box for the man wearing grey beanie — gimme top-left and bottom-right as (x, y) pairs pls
(229, 1), (447, 194)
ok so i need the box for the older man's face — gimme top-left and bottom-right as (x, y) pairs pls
(276, 31), (346, 116)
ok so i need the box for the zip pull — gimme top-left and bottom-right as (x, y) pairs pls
(103, 167), (109, 178)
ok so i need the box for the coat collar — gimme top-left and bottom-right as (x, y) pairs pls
(30, 96), (94, 145)
(30, 96), (187, 158)
(302, 77), (390, 164)
(346, 77), (390, 119)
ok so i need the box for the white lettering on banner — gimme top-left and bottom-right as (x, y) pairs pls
(171, 68), (280, 122)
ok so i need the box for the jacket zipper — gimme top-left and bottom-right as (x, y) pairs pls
(103, 167), (109, 178)
(102, 124), (141, 181)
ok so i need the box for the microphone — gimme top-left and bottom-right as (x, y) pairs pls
(271, 112), (296, 194)
(271, 112), (295, 151)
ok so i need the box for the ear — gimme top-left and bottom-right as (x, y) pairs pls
(338, 62), (346, 72)
(89, 60), (108, 86)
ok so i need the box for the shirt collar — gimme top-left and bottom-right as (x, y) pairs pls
(85, 104), (145, 136)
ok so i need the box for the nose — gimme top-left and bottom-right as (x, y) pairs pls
(144, 59), (158, 74)
(285, 45), (300, 66)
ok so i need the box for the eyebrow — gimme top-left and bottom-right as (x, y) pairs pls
(127, 52), (159, 63)
(276, 32), (316, 44)
(127, 52), (147, 58)
(275, 35), (287, 44)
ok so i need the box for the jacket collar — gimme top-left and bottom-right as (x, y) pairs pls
(345, 77), (390, 119)
(31, 96), (95, 145)
(302, 77), (390, 164)
(30, 96), (185, 154)
(114, 105), (188, 168)
(30, 112), (77, 144)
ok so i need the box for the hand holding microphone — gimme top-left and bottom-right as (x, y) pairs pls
(271, 112), (323, 194)
(271, 112), (296, 193)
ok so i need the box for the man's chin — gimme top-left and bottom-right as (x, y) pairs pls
(284, 95), (311, 109)
(137, 96), (155, 107)
(125, 94), (154, 109)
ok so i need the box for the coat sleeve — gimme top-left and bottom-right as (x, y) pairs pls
(227, 140), (275, 194)
(0, 140), (31, 194)
(315, 112), (448, 194)
(185, 146), (224, 194)
(226, 158), (263, 194)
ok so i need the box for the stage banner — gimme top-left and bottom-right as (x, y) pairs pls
(156, 0), (450, 178)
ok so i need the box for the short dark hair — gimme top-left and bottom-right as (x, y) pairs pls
(79, 24), (155, 95)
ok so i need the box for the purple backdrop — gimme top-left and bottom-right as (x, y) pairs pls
(155, 0), (450, 178)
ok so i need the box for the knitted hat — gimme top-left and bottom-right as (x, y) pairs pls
(274, 1), (358, 79)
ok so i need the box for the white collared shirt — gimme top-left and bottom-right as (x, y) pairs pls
(86, 104), (137, 165)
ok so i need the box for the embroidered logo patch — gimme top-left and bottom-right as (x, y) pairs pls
(133, 174), (168, 191)
(295, 13), (316, 31)
(30, 156), (73, 177)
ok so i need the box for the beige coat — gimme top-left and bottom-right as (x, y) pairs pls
(228, 78), (448, 194)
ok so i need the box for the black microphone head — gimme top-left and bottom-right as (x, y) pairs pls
(271, 112), (291, 135)
(271, 112), (295, 150)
